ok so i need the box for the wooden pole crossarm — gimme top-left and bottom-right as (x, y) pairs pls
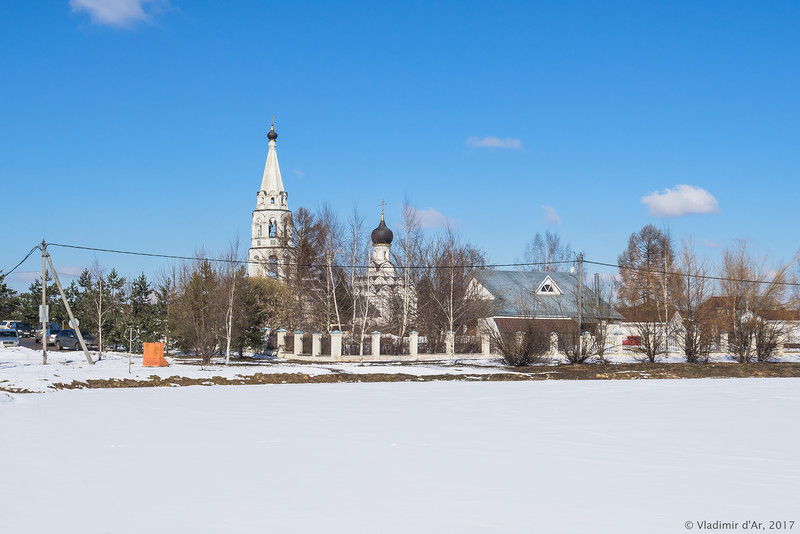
(46, 254), (94, 365)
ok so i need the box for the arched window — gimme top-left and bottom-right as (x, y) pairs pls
(257, 225), (262, 238)
(270, 197), (275, 205)
(268, 256), (278, 277)
(269, 220), (277, 238)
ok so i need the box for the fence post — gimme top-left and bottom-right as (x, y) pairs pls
(720, 333), (728, 354)
(446, 331), (455, 357)
(276, 329), (287, 357)
(777, 333), (785, 357)
(550, 332), (558, 355)
(481, 333), (490, 356)
(312, 332), (322, 356)
(371, 331), (381, 357)
(331, 330), (343, 359)
(293, 331), (303, 357)
(615, 332), (624, 355)
(409, 331), (419, 358)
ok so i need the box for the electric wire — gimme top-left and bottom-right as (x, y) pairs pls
(6, 241), (797, 289)
(1, 245), (41, 277)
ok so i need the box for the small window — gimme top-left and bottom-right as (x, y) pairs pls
(270, 197), (275, 204)
(269, 220), (277, 238)
(540, 283), (554, 293)
(268, 256), (278, 277)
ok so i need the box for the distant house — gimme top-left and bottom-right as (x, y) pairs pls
(698, 296), (800, 349)
(616, 305), (683, 345)
(473, 270), (622, 336)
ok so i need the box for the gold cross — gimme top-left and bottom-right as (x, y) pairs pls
(270, 115), (274, 129)
(379, 199), (386, 216)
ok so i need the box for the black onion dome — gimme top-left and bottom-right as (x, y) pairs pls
(267, 126), (278, 141)
(371, 215), (393, 245)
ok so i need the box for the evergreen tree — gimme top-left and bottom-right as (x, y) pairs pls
(0, 271), (20, 319)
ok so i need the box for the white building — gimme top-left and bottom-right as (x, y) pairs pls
(248, 122), (293, 279)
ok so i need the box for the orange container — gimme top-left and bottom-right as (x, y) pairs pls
(143, 342), (169, 367)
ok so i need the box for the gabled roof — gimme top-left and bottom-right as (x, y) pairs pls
(476, 270), (622, 320)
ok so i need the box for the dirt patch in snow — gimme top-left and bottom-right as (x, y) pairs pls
(40, 362), (800, 390)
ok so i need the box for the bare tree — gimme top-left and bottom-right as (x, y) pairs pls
(416, 225), (493, 354)
(522, 231), (574, 272)
(617, 225), (679, 362)
(555, 274), (618, 364)
(384, 197), (423, 338)
(720, 239), (791, 363)
(316, 203), (345, 331)
(675, 239), (715, 363)
(220, 239), (246, 365)
(491, 323), (551, 366)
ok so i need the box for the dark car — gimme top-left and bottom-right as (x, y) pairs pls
(54, 329), (98, 351)
(9, 321), (34, 338)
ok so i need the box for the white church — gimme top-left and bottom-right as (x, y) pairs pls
(247, 122), (401, 323)
(247, 122), (293, 279)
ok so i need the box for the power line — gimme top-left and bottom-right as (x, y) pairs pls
(46, 242), (576, 270)
(14, 241), (798, 289)
(1, 246), (40, 277)
(584, 259), (800, 288)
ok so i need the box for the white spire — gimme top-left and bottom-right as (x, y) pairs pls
(260, 123), (284, 194)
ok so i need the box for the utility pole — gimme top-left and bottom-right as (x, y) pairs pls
(41, 240), (47, 365)
(577, 253), (583, 358)
(664, 248), (669, 360)
(46, 254), (94, 365)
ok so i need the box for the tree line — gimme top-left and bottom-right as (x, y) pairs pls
(1, 215), (798, 366)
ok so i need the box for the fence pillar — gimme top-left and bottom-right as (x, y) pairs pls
(276, 329), (287, 357)
(777, 333), (785, 357)
(331, 330), (343, 359)
(446, 331), (455, 357)
(481, 333), (490, 356)
(292, 331), (303, 356)
(720, 333), (728, 354)
(312, 332), (322, 356)
(371, 331), (381, 357)
(409, 331), (419, 358)
(550, 332), (558, 355)
(615, 332), (624, 355)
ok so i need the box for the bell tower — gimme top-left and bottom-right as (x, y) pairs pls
(248, 119), (293, 279)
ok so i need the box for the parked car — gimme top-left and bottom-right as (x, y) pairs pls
(9, 321), (34, 338)
(0, 329), (20, 347)
(36, 329), (62, 346)
(34, 323), (61, 344)
(54, 329), (98, 351)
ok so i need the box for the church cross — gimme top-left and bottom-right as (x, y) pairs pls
(380, 199), (386, 216)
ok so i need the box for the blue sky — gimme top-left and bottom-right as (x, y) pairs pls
(2, 0), (799, 291)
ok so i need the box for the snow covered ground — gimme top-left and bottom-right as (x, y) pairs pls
(1, 378), (798, 533)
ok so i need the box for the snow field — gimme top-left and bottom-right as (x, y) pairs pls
(1, 378), (798, 533)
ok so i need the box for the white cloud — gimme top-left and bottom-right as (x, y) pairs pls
(700, 238), (720, 249)
(541, 205), (561, 224)
(70, 0), (167, 28)
(58, 266), (85, 276)
(641, 185), (720, 218)
(11, 271), (40, 282)
(465, 136), (522, 149)
(411, 207), (451, 229)
(292, 169), (306, 177)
